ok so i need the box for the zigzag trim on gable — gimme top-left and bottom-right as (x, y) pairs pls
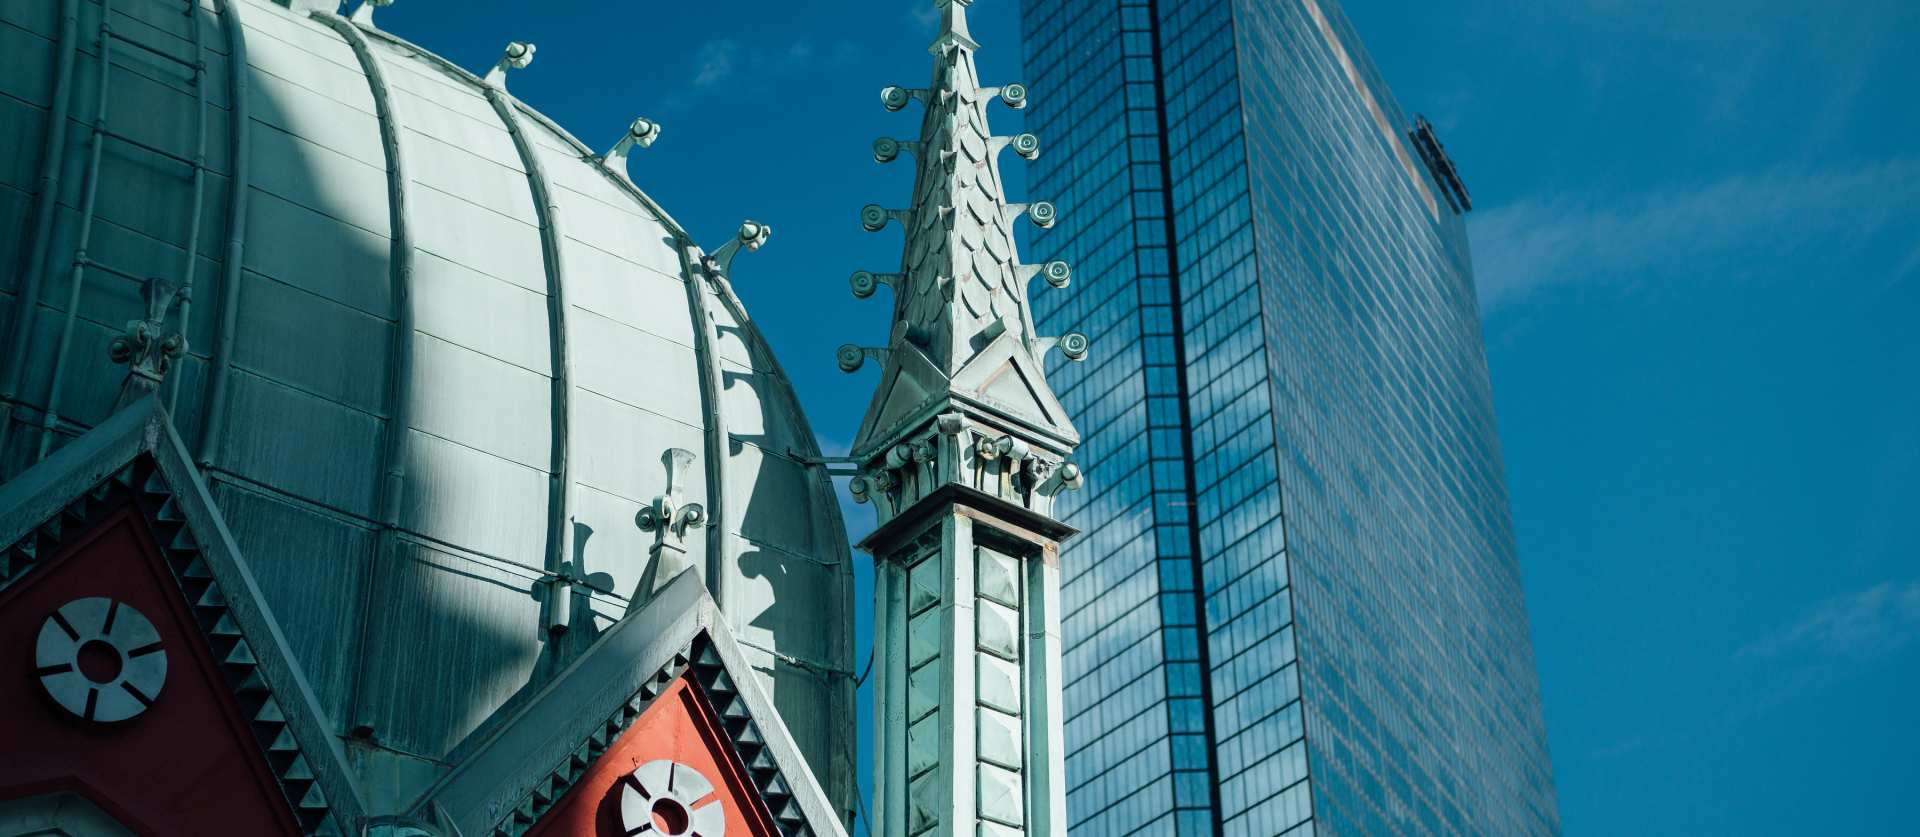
(3, 453), (346, 835)
(485, 647), (690, 836)
(483, 634), (816, 837)
(688, 636), (814, 835)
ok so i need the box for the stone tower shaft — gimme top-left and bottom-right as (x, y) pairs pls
(842, 2), (1088, 836)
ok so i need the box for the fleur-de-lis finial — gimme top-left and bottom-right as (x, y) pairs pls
(108, 276), (188, 408)
(635, 448), (706, 601)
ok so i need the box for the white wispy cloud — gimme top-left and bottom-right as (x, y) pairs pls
(910, 5), (941, 30)
(768, 40), (816, 74)
(664, 38), (840, 113)
(1736, 579), (1920, 662)
(1468, 157), (1920, 311)
(691, 39), (739, 88)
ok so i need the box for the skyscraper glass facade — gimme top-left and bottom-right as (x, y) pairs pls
(1020, 0), (1557, 834)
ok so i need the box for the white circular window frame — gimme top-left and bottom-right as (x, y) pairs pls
(35, 597), (168, 723)
(620, 758), (726, 837)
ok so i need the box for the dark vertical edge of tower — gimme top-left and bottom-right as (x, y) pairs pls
(1140, 1), (1232, 834)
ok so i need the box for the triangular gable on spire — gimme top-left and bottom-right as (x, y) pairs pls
(415, 571), (847, 837)
(950, 330), (1075, 438)
(0, 397), (365, 834)
(853, 343), (943, 454)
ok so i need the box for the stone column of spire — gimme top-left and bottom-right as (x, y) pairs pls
(841, 2), (1087, 835)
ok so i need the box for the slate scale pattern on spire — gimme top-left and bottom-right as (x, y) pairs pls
(844, 4), (1087, 837)
(844, 0), (1086, 472)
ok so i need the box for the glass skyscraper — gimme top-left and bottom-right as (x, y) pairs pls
(1020, 0), (1557, 834)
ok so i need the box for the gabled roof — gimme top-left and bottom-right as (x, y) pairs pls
(413, 570), (847, 837)
(0, 397), (365, 833)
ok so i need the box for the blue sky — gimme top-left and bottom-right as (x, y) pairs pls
(376, 1), (1920, 833)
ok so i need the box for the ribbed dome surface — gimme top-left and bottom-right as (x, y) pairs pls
(0, 0), (851, 810)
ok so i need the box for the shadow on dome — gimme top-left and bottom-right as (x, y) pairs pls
(0, 0), (598, 806)
(3, 0), (857, 815)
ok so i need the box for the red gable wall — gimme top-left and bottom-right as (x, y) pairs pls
(0, 506), (301, 835)
(527, 677), (779, 837)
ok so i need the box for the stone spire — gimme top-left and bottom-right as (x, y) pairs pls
(842, 3), (1085, 836)
(842, 0), (1086, 476)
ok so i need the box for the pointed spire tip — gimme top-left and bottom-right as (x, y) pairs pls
(930, 0), (979, 54)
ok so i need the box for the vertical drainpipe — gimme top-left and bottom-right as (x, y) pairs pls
(483, 78), (575, 599)
(674, 238), (729, 609)
(0, 0), (81, 465)
(316, 7), (414, 735)
(197, 0), (253, 469)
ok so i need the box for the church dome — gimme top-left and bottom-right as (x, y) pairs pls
(0, 0), (851, 809)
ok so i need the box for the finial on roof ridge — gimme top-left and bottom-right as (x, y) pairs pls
(600, 117), (661, 182)
(348, 0), (391, 26)
(703, 221), (771, 282)
(483, 41), (535, 88)
(108, 275), (188, 409)
(634, 448), (706, 603)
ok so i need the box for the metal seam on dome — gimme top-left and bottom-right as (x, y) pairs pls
(320, 13), (414, 531)
(349, 18), (854, 652)
(318, 6), (417, 741)
(483, 82), (576, 599)
(674, 237), (730, 607)
(0, 0), (81, 467)
(350, 19), (700, 247)
(35, 0), (118, 462)
(169, 0), (212, 415)
(197, 0), (253, 470)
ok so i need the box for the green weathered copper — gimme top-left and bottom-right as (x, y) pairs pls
(0, 0), (854, 823)
(846, 2), (1086, 835)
